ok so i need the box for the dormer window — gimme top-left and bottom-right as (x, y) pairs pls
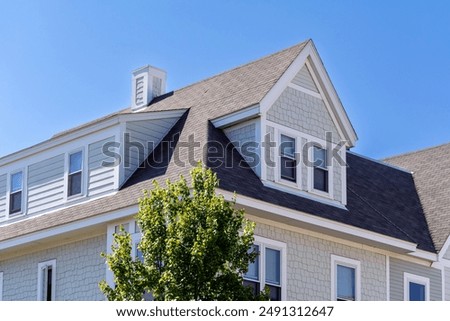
(280, 135), (296, 182)
(68, 151), (83, 197)
(313, 146), (328, 192)
(9, 171), (23, 214)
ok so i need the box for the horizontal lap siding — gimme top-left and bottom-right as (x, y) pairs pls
(88, 136), (116, 197)
(0, 174), (6, 220)
(27, 154), (65, 215)
(389, 257), (442, 301)
(446, 267), (450, 301)
(124, 117), (179, 182)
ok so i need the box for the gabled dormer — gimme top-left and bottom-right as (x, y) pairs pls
(214, 40), (357, 207)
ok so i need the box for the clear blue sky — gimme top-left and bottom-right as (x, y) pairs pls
(1, 1), (449, 159)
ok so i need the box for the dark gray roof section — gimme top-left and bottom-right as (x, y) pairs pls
(385, 142), (450, 251)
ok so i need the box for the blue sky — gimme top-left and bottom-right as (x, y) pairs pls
(0, 1), (449, 159)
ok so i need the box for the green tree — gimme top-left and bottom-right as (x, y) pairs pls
(100, 164), (266, 301)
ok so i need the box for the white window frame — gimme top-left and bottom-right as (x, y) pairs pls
(403, 272), (430, 301)
(65, 148), (85, 200)
(266, 121), (337, 202)
(243, 235), (287, 300)
(6, 168), (27, 218)
(279, 133), (298, 184)
(37, 259), (56, 301)
(331, 255), (361, 301)
(0, 271), (3, 301)
(308, 142), (333, 199)
(106, 219), (141, 286)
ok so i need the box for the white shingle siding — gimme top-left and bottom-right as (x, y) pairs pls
(333, 157), (342, 202)
(291, 65), (319, 93)
(88, 136), (116, 197)
(224, 120), (259, 175)
(267, 87), (341, 143)
(389, 257), (442, 301)
(0, 234), (106, 301)
(27, 154), (65, 214)
(123, 117), (179, 183)
(254, 221), (387, 300)
(0, 174), (6, 220)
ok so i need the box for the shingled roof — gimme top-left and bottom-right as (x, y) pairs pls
(0, 40), (436, 255)
(0, 41), (308, 241)
(385, 142), (450, 251)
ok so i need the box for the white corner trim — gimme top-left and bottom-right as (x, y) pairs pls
(438, 234), (450, 261)
(403, 272), (430, 301)
(211, 104), (260, 128)
(330, 254), (361, 301)
(386, 256), (390, 301)
(218, 188), (418, 254)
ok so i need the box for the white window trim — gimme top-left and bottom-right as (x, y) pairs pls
(266, 121), (337, 202)
(403, 272), (430, 301)
(6, 168), (27, 218)
(64, 147), (86, 201)
(331, 254), (361, 301)
(277, 131), (300, 187)
(37, 259), (56, 301)
(244, 235), (287, 300)
(0, 271), (3, 301)
(106, 218), (141, 286)
(307, 143), (334, 199)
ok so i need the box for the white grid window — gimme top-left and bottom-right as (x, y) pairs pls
(243, 236), (286, 300)
(331, 255), (361, 301)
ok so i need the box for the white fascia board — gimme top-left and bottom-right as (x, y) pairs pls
(0, 204), (139, 251)
(211, 104), (260, 129)
(0, 118), (120, 168)
(218, 188), (417, 254)
(259, 40), (357, 148)
(307, 42), (357, 146)
(0, 109), (187, 169)
(118, 109), (187, 123)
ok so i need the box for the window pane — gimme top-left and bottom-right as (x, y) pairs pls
(11, 172), (23, 192)
(337, 265), (355, 301)
(409, 282), (426, 301)
(69, 152), (82, 173)
(68, 172), (82, 196)
(314, 167), (328, 192)
(267, 285), (281, 301)
(265, 248), (281, 285)
(280, 135), (295, 157)
(245, 245), (259, 281)
(243, 280), (260, 297)
(313, 146), (327, 168)
(280, 157), (296, 182)
(10, 191), (22, 213)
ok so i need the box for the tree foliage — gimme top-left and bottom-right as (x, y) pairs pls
(100, 164), (265, 300)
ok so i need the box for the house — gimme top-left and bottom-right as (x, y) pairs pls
(0, 39), (449, 301)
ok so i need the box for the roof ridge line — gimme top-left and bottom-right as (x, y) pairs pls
(348, 150), (412, 173)
(150, 40), (309, 102)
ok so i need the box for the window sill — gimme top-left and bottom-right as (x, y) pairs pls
(263, 180), (346, 210)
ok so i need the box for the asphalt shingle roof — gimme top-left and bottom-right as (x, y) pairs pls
(0, 40), (437, 254)
(385, 143), (450, 251)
